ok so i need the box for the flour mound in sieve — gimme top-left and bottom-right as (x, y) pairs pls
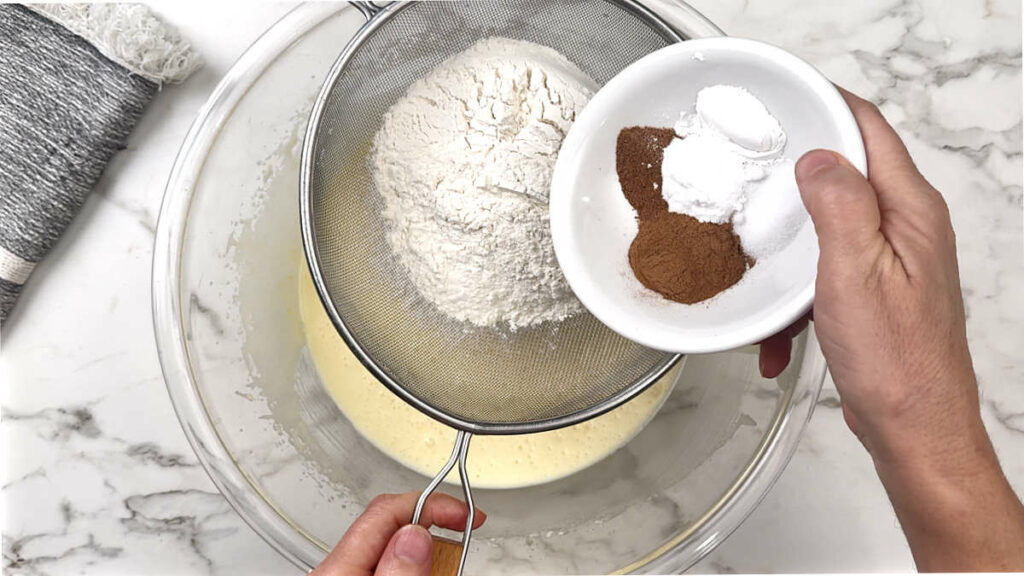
(372, 38), (595, 330)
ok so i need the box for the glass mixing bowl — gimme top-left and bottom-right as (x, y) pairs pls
(153, 4), (827, 574)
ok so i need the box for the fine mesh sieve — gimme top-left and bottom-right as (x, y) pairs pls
(300, 1), (686, 573)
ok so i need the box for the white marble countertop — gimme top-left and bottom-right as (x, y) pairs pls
(3, 1), (1021, 574)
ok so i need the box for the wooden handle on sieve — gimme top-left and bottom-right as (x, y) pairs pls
(430, 536), (464, 576)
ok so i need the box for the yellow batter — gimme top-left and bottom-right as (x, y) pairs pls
(299, 266), (677, 489)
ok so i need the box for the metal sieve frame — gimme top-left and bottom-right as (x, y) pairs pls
(300, 0), (683, 437)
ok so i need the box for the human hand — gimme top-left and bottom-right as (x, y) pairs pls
(311, 492), (486, 576)
(761, 88), (982, 463)
(759, 89), (976, 454)
(761, 88), (1024, 570)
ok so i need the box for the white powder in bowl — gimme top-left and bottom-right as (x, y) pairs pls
(372, 38), (595, 330)
(661, 85), (786, 224)
(661, 85), (807, 259)
(732, 159), (806, 260)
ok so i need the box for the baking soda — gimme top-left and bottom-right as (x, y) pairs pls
(661, 85), (806, 259)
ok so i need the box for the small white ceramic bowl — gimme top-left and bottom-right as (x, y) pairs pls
(550, 37), (866, 354)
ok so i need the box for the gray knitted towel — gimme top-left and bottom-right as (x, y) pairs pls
(0, 4), (200, 325)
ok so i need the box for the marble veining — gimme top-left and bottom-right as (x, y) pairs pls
(3, 1), (1020, 574)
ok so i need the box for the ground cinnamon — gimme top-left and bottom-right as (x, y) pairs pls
(629, 212), (748, 304)
(616, 126), (750, 304)
(616, 127), (674, 219)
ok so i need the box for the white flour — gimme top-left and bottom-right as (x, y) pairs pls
(372, 38), (595, 330)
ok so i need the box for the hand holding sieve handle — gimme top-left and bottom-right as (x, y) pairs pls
(414, 430), (475, 576)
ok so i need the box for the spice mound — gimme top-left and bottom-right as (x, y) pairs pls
(629, 212), (748, 304)
(616, 86), (799, 304)
(616, 126), (750, 304)
(615, 126), (673, 219)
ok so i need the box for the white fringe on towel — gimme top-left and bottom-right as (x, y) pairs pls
(27, 3), (202, 85)
(0, 246), (35, 285)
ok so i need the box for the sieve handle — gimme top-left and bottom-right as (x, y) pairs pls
(429, 537), (464, 576)
(349, 1), (391, 19)
(413, 430), (475, 576)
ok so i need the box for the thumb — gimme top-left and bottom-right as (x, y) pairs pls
(373, 525), (434, 576)
(796, 149), (884, 264)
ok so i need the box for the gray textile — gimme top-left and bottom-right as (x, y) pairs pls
(0, 4), (157, 323)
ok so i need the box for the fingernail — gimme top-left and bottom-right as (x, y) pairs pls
(796, 150), (839, 181)
(394, 525), (432, 565)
